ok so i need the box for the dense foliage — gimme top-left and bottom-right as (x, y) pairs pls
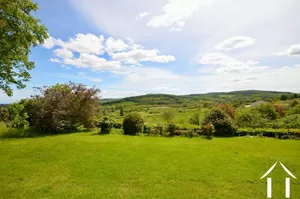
(123, 113), (144, 135)
(100, 117), (112, 135)
(0, 107), (9, 122)
(202, 107), (237, 136)
(25, 82), (101, 133)
(161, 108), (175, 123)
(235, 108), (267, 128)
(0, 0), (48, 96)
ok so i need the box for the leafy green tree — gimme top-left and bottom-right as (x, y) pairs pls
(273, 104), (285, 117)
(235, 108), (267, 128)
(28, 82), (101, 133)
(202, 107), (236, 137)
(287, 104), (300, 116)
(100, 117), (112, 135)
(161, 108), (175, 123)
(255, 103), (277, 120)
(280, 94), (288, 100)
(123, 113), (144, 135)
(290, 99), (299, 107)
(0, 0), (48, 96)
(7, 103), (28, 128)
(189, 112), (200, 125)
(0, 107), (9, 122)
(216, 103), (235, 119)
(120, 106), (124, 116)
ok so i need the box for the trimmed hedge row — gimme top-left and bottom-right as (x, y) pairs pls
(236, 128), (300, 139)
(102, 121), (300, 139)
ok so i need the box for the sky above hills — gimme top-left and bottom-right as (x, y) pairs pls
(1, 0), (300, 103)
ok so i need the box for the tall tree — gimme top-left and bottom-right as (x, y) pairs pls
(0, 0), (48, 96)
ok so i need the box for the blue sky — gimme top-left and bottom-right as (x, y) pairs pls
(1, 0), (300, 103)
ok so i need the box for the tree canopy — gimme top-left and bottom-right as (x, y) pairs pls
(0, 0), (48, 96)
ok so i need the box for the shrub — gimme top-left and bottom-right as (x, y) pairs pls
(202, 123), (214, 139)
(181, 129), (198, 138)
(26, 83), (101, 134)
(202, 107), (237, 137)
(216, 104), (235, 119)
(287, 104), (300, 115)
(161, 108), (175, 123)
(276, 114), (300, 129)
(123, 113), (144, 135)
(189, 112), (200, 125)
(112, 122), (122, 129)
(255, 103), (277, 120)
(0, 127), (38, 138)
(120, 106), (124, 116)
(100, 117), (112, 135)
(235, 108), (268, 128)
(8, 103), (29, 128)
(236, 128), (300, 139)
(280, 94), (288, 100)
(290, 99), (299, 107)
(274, 104), (285, 117)
(165, 123), (177, 137)
(0, 107), (9, 122)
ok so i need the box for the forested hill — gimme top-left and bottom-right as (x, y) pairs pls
(102, 90), (298, 106)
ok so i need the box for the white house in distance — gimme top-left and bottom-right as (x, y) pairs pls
(260, 161), (297, 198)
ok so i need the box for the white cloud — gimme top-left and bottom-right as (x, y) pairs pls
(54, 48), (73, 59)
(43, 36), (57, 49)
(274, 43), (300, 56)
(46, 34), (175, 70)
(43, 33), (105, 55)
(111, 49), (176, 64)
(49, 58), (62, 63)
(147, 0), (211, 31)
(105, 37), (129, 54)
(215, 36), (256, 50)
(199, 53), (267, 73)
(62, 34), (105, 55)
(136, 12), (149, 20)
(63, 53), (121, 71)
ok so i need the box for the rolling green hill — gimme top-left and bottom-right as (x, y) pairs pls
(102, 90), (297, 107)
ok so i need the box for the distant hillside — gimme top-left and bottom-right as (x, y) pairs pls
(102, 90), (297, 107)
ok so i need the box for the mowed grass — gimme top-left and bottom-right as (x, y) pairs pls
(0, 134), (299, 199)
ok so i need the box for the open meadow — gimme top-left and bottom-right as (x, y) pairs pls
(1, 133), (299, 199)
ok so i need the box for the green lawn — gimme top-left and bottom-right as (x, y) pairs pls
(0, 134), (299, 199)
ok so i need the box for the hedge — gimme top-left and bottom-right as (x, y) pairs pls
(236, 128), (300, 139)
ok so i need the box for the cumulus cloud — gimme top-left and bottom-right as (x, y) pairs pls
(105, 37), (129, 54)
(46, 33), (175, 70)
(53, 48), (73, 59)
(199, 53), (267, 73)
(215, 36), (256, 50)
(63, 53), (121, 71)
(147, 0), (210, 31)
(43, 33), (105, 55)
(42, 36), (57, 49)
(274, 43), (300, 56)
(49, 58), (62, 63)
(111, 49), (176, 64)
